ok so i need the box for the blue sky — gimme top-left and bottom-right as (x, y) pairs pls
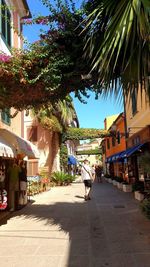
(24, 0), (123, 129)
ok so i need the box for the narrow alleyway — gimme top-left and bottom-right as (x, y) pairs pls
(0, 180), (150, 267)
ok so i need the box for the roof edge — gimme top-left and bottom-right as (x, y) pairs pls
(22, 0), (32, 18)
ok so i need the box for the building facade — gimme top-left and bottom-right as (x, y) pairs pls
(124, 88), (150, 187)
(0, 0), (32, 211)
(104, 113), (126, 178)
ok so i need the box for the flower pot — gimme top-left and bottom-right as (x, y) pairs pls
(113, 180), (117, 186)
(134, 191), (144, 201)
(117, 182), (123, 190)
(123, 184), (132, 192)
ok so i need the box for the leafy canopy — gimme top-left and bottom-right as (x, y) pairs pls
(0, 0), (95, 110)
(0, 0), (149, 111)
(63, 127), (108, 141)
(83, 0), (150, 98)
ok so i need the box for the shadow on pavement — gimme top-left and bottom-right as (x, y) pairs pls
(74, 195), (85, 199)
(1, 182), (150, 266)
(1, 200), (93, 266)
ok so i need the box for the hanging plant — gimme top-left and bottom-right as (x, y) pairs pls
(63, 127), (108, 141)
(76, 147), (102, 155)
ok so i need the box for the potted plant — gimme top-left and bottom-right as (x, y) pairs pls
(122, 181), (132, 192)
(104, 174), (112, 183)
(140, 199), (150, 219)
(112, 176), (118, 186)
(115, 177), (123, 190)
(132, 181), (145, 201)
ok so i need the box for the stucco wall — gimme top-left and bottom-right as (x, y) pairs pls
(126, 89), (150, 137)
(0, 109), (22, 136)
(24, 111), (61, 175)
(105, 114), (126, 158)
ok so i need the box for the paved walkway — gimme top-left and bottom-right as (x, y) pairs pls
(0, 180), (150, 267)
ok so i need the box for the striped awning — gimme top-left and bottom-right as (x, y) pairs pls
(0, 137), (15, 158)
(0, 129), (39, 159)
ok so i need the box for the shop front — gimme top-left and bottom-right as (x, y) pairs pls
(0, 137), (15, 211)
(105, 143), (147, 183)
(106, 151), (126, 179)
(127, 125), (150, 188)
(0, 129), (40, 212)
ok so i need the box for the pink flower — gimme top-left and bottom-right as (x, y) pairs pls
(21, 19), (32, 25)
(0, 53), (11, 62)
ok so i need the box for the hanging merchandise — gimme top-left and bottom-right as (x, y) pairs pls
(0, 189), (7, 210)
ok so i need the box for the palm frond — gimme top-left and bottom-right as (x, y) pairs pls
(83, 0), (150, 97)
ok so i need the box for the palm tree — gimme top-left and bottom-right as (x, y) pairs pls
(34, 95), (76, 132)
(83, 0), (150, 98)
(54, 96), (76, 129)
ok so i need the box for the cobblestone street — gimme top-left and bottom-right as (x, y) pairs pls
(0, 180), (150, 267)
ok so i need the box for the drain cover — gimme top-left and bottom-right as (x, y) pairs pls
(114, 205), (125, 208)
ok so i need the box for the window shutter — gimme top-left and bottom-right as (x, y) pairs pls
(1, 0), (11, 47)
(1, 108), (11, 125)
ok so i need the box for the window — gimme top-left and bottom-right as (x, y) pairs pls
(131, 89), (137, 116)
(1, 0), (11, 47)
(117, 131), (120, 144)
(107, 138), (110, 149)
(27, 127), (38, 142)
(112, 136), (116, 147)
(1, 108), (11, 124)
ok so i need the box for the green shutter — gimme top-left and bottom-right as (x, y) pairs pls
(1, 108), (11, 125)
(1, 0), (11, 47)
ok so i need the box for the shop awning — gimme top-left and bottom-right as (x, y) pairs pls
(0, 129), (40, 159)
(105, 155), (113, 163)
(0, 137), (15, 158)
(68, 155), (77, 165)
(106, 143), (145, 163)
(112, 151), (125, 161)
(120, 143), (145, 158)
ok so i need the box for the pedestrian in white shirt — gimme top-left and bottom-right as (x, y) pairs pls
(81, 159), (93, 200)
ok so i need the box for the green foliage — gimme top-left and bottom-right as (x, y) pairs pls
(139, 152), (150, 174)
(39, 168), (50, 180)
(33, 95), (76, 132)
(51, 171), (75, 185)
(60, 144), (68, 171)
(76, 148), (102, 155)
(140, 199), (150, 220)
(63, 127), (108, 141)
(0, 1), (92, 110)
(0, 0), (149, 111)
(132, 181), (144, 192)
(83, 0), (150, 98)
(114, 176), (123, 183)
(104, 173), (111, 178)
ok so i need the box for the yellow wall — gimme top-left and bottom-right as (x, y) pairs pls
(125, 89), (150, 138)
(104, 114), (119, 130)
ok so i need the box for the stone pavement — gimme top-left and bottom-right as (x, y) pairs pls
(0, 180), (150, 267)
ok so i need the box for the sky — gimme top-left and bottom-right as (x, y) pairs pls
(24, 0), (123, 129)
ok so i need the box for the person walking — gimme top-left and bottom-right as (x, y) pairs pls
(95, 165), (102, 183)
(81, 159), (93, 201)
(91, 164), (96, 180)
